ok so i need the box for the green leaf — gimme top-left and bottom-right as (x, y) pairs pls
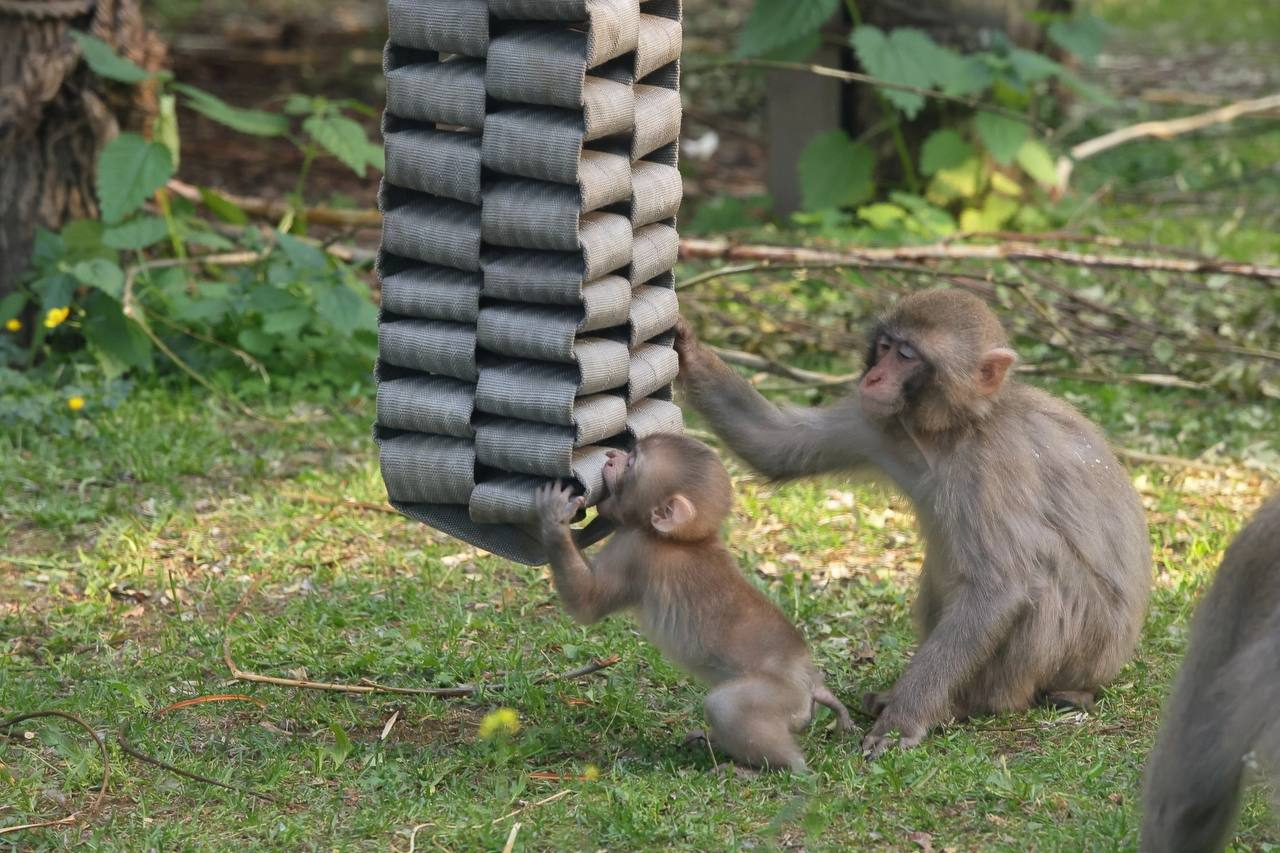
(1008, 48), (1063, 83)
(60, 219), (104, 254)
(857, 203), (907, 229)
(938, 54), (993, 97)
(973, 113), (1029, 166)
(1151, 338), (1175, 364)
(958, 193), (1019, 232)
(315, 284), (376, 336)
(81, 292), (152, 377)
(32, 228), (66, 267)
(103, 216), (170, 250)
(69, 31), (150, 83)
(276, 233), (329, 271)
(199, 187), (249, 225)
(890, 192), (956, 236)
(737, 0), (838, 59)
(926, 157), (984, 204)
(1016, 139), (1059, 187)
(920, 130), (975, 176)
(260, 307), (311, 336)
(1047, 13), (1106, 64)
(284, 94), (317, 116)
(173, 84), (289, 137)
(0, 293), (27, 324)
(303, 114), (376, 177)
(851, 27), (954, 119)
(96, 133), (175, 224)
(155, 93), (181, 170)
(72, 259), (126, 299)
(237, 328), (276, 355)
(32, 273), (76, 309)
(796, 131), (876, 211)
(989, 171), (1023, 197)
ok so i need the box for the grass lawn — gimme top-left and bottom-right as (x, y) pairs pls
(1, 373), (1276, 850)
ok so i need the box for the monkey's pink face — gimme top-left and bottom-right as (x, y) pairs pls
(859, 335), (924, 419)
(601, 448), (634, 495)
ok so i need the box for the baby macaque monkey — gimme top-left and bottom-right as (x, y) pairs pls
(535, 433), (856, 773)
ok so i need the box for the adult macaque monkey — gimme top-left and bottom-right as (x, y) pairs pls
(674, 288), (1151, 757)
(535, 433), (856, 772)
(1142, 493), (1280, 852)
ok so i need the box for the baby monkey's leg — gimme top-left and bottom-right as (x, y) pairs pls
(703, 676), (809, 772)
(813, 685), (859, 733)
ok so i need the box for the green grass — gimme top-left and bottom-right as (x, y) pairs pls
(1, 381), (1275, 850)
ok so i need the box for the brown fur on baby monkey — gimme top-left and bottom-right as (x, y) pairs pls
(535, 433), (856, 773)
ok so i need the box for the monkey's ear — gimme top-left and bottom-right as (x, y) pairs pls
(976, 347), (1017, 395)
(651, 494), (697, 535)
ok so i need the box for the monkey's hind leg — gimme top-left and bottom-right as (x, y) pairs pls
(704, 677), (809, 773)
(1041, 689), (1097, 713)
(813, 685), (859, 734)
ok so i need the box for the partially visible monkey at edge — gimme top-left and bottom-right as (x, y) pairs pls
(674, 288), (1152, 757)
(534, 432), (857, 773)
(1142, 492), (1280, 853)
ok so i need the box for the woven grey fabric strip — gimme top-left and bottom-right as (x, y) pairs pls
(382, 197), (482, 271)
(388, 0), (489, 57)
(580, 274), (632, 330)
(380, 264), (482, 323)
(385, 128), (482, 204)
(630, 161), (682, 226)
(631, 84), (681, 159)
(379, 319), (479, 381)
(477, 303), (580, 362)
(634, 13), (681, 79)
(385, 60), (486, 129)
(380, 434), (476, 504)
(626, 396), (683, 438)
(630, 222), (679, 284)
(628, 283), (678, 346)
(475, 419), (578, 477)
(377, 0), (685, 564)
(627, 342), (679, 402)
(377, 375), (476, 437)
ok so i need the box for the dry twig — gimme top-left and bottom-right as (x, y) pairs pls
(0, 711), (110, 836)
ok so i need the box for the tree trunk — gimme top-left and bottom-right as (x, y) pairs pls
(0, 0), (164, 298)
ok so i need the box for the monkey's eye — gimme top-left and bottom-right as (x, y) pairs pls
(898, 343), (918, 361)
(877, 338), (892, 354)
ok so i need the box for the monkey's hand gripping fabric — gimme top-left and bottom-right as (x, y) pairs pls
(374, 0), (685, 564)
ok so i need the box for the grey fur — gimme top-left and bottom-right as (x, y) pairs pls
(1142, 492), (1280, 853)
(676, 292), (1152, 753)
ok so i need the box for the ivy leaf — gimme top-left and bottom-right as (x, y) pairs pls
(103, 216), (170, 250)
(173, 83), (289, 137)
(926, 157), (984, 204)
(920, 130), (975, 176)
(69, 31), (151, 83)
(973, 113), (1028, 165)
(1008, 48), (1063, 83)
(851, 27), (952, 119)
(958, 193), (1019, 232)
(315, 283), (376, 335)
(276, 232), (329, 271)
(32, 273), (76, 309)
(72, 259), (126, 300)
(81, 292), (152, 378)
(0, 293), (27, 324)
(1015, 139), (1059, 187)
(1047, 13), (1106, 64)
(303, 114), (377, 177)
(938, 54), (993, 97)
(857, 203), (907, 229)
(737, 0), (838, 59)
(797, 131), (876, 211)
(96, 133), (175, 224)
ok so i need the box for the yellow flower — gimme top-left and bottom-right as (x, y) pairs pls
(44, 307), (70, 329)
(4, 318), (19, 332)
(583, 764), (600, 781)
(478, 707), (520, 739)
(67, 396), (85, 411)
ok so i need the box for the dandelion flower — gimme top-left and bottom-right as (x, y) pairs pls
(583, 764), (600, 781)
(44, 306), (70, 329)
(4, 318), (19, 332)
(478, 707), (520, 739)
(67, 396), (85, 411)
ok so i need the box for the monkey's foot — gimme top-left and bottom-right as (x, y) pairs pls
(682, 729), (710, 749)
(1043, 690), (1096, 713)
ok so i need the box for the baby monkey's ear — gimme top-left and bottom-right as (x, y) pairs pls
(651, 494), (697, 535)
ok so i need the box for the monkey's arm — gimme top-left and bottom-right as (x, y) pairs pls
(863, 580), (1022, 756)
(536, 483), (636, 624)
(675, 321), (913, 484)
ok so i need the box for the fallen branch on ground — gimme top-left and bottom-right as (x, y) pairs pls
(1058, 92), (1280, 188)
(0, 711), (110, 837)
(678, 237), (1280, 281)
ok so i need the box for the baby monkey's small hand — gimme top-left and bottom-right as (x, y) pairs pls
(534, 481), (584, 538)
